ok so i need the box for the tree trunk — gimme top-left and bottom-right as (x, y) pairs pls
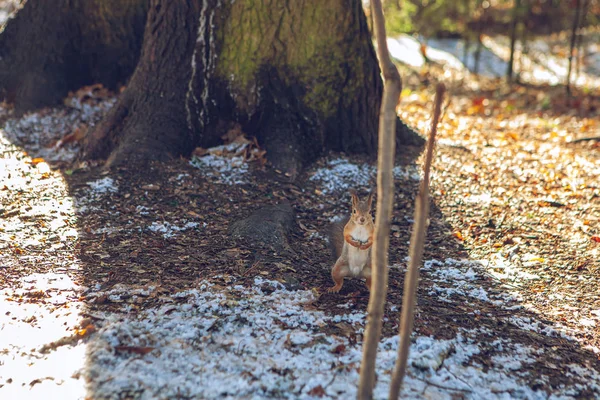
(507, 0), (521, 82)
(0, 0), (148, 114)
(566, 0), (582, 97)
(1, 0), (423, 174)
(474, 34), (483, 75)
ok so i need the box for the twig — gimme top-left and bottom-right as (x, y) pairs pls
(570, 136), (600, 143)
(357, 0), (402, 398)
(389, 83), (445, 399)
(407, 371), (473, 393)
(439, 94), (451, 126)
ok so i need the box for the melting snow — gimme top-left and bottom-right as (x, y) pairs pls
(76, 277), (600, 399)
(310, 158), (420, 194)
(190, 154), (248, 185)
(87, 177), (118, 194)
(147, 221), (201, 239)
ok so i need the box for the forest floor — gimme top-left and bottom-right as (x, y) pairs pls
(1, 68), (600, 398)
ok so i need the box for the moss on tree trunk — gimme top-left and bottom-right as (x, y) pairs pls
(1, 0), (423, 175)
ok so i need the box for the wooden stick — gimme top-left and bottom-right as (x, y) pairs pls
(357, 0), (402, 398)
(389, 83), (445, 399)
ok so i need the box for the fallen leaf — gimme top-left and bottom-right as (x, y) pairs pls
(307, 385), (326, 397)
(114, 346), (155, 355)
(331, 344), (346, 354)
(30, 157), (45, 166)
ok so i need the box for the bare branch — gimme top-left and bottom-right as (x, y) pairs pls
(357, 0), (402, 399)
(389, 83), (445, 399)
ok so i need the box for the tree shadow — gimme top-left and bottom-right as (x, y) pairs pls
(1, 100), (599, 398)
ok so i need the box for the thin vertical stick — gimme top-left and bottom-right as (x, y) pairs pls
(566, 0), (582, 97)
(507, 0), (521, 82)
(357, 0), (402, 398)
(389, 83), (445, 399)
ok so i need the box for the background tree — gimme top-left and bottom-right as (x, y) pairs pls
(0, 0), (148, 113)
(0, 0), (422, 176)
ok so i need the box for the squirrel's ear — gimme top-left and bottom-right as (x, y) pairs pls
(367, 192), (374, 209)
(349, 189), (358, 207)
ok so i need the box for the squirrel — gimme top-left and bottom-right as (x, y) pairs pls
(327, 189), (374, 293)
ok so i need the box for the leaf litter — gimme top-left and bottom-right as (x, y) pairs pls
(1, 55), (600, 400)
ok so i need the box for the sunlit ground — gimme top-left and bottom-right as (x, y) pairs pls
(398, 77), (600, 355)
(0, 132), (87, 398)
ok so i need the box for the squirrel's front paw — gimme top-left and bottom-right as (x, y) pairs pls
(327, 284), (342, 293)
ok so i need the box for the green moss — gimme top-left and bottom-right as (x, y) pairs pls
(216, 0), (371, 118)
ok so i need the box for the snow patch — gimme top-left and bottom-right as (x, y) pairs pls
(87, 177), (118, 194)
(190, 154), (248, 185)
(81, 277), (600, 399)
(148, 221), (200, 239)
(310, 158), (420, 194)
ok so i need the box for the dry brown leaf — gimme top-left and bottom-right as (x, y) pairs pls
(114, 346), (155, 355)
(307, 385), (326, 397)
(55, 126), (86, 148)
(192, 147), (208, 157)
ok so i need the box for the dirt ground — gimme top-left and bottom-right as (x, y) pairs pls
(1, 63), (600, 398)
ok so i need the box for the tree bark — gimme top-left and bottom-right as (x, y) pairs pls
(566, 0), (582, 97)
(507, 0), (522, 82)
(0, 0), (148, 114)
(1, 0), (423, 173)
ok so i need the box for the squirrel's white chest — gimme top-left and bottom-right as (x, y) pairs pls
(347, 245), (370, 276)
(351, 225), (370, 243)
(347, 225), (371, 276)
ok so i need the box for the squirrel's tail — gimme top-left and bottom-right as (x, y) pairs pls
(328, 216), (349, 260)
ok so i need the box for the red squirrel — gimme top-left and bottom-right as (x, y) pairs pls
(328, 189), (374, 293)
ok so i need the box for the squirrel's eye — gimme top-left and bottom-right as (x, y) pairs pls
(352, 209), (356, 214)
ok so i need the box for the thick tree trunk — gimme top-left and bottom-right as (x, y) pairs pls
(0, 0), (148, 114)
(2, 0), (423, 174)
(87, 0), (422, 172)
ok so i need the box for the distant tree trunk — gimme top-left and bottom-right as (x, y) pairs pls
(574, 0), (589, 79)
(463, 37), (471, 67)
(507, 0), (522, 82)
(0, 0), (148, 114)
(0, 0), (423, 175)
(566, 0), (582, 96)
(472, 0), (486, 75)
(474, 34), (483, 74)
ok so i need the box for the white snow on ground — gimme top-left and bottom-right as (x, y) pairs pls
(1, 95), (116, 163)
(190, 153), (249, 185)
(78, 276), (600, 399)
(309, 158), (421, 194)
(87, 177), (118, 194)
(190, 136), (264, 185)
(147, 221), (202, 239)
(389, 32), (600, 89)
(387, 36), (467, 72)
(2, 130), (600, 398)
